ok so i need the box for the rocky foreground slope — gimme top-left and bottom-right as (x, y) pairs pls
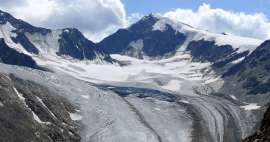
(0, 73), (80, 142)
(243, 106), (270, 142)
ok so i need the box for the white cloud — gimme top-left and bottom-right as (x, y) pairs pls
(0, 0), (127, 42)
(127, 13), (144, 25)
(163, 3), (270, 40)
(1, 2), (270, 41)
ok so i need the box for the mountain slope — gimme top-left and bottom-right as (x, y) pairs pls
(99, 14), (262, 62)
(216, 40), (270, 105)
(0, 10), (111, 63)
(0, 38), (41, 69)
(0, 73), (80, 142)
(99, 14), (186, 59)
(243, 106), (270, 142)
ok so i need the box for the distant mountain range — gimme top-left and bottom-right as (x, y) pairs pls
(0, 9), (269, 142)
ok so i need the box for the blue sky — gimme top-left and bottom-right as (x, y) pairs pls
(123, 0), (270, 18)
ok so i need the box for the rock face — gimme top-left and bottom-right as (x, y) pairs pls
(215, 40), (270, 105)
(186, 39), (235, 62)
(224, 40), (270, 94)
(99, 14), (186, 59)
(0, 38), (40, 69)
(0, 74), (80, 142)
(243, 106), (270, 142)
(186, 39), (250, 69)
(0, 9), (111, 62)
(57, 28), (110, 61)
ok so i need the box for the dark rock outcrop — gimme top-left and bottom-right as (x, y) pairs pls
(11, 32), (39, 54)
(98, 14), (186, 59)
(186, 39), (250, 69)
(58, 28), (111, 61)
(224, 40), (270, 95)
(0, 38), (40, 69)
(243, 106), (270, 142)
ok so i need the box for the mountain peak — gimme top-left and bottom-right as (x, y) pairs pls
(0, 9), (13, 23)
(141, 13), (161, 21)
(0, 9), (112, 62)
(128, 14), (160, 32)
(0, 9), (50, 35)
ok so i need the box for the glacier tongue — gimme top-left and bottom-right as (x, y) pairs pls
(0, 63), (194, 142)
(0, 45), (261, 142)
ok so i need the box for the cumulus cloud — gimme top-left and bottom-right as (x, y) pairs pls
(0, 0), (127, 42)
(1, 2), (270, 41)
(163, 4), (270, 40)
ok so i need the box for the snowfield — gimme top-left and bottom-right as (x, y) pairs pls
(33, 52), (215, 93)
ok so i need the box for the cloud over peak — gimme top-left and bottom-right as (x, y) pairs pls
(1, 2), (270, 41)
(0, 0), (127, 42)
(163, 3), (270, 40)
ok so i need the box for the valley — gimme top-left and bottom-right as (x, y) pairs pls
(0, 10), (269, 142)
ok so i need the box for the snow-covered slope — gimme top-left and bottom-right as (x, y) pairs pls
(152, 15), (262, 53)
(0, 10), (111, 65)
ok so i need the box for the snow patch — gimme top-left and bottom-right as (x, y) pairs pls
(230, 95), (237, 100)
(64, 29), (70, 33)
(69, 112), (82, 121)
(161, 80), (182, 92)
(240, 103), (261, 111)
(13, 87), (26, 101)
(36, 96), (57, 119)
(0, 101), (4, 107)
(13, 87), (51, 124)
(232, 57), (245, 64)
